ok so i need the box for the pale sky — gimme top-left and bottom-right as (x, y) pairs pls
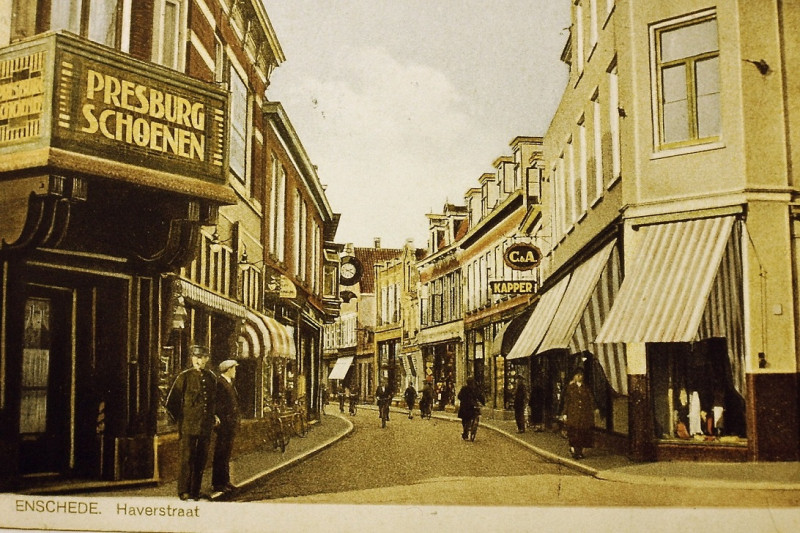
(262, 1), (570, 249)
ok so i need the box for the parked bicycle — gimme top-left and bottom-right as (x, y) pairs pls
(263, 403), (289, 453)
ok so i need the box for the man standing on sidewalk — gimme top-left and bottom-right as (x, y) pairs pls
(213, 359), (240, 494)
(166, 345), (218, 501)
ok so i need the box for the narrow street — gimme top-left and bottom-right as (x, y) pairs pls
(237, 409), (574, 503)
(233, 411), (800, 508)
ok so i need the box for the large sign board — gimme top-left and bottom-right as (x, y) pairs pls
(0, 33), (228, 187)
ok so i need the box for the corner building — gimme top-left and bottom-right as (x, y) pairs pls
(512, 0), (800, 462)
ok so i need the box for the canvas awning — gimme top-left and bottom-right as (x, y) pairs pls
(328, 356), (354, 380)
(595, 216), (735, 344)
(505, 275), (570, 360)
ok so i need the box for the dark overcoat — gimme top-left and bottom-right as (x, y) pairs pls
(166, 368), (218, 437)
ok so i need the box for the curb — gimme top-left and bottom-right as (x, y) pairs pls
(211, 413), (355, 501)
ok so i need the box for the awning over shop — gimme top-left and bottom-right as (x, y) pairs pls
(595, 216), (735, 344)
(539, 240), (617, 353)
(246, 311), (296, 359)
(328, 356), (354, 380)
(490, 309), (532, 358)
(505, 275), (570, 360)
(180, 279), (247, 318)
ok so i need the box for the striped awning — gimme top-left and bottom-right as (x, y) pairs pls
(179, 280), (246, 318)
(570, 243), (627, 394)
(595, 216), (735, 344)
(328, 355), (354, 380)
(506, 275), (570, 360)
(490, 322), (510, 358)
(245, 311), (295, 359)
(539, 240), (617, 353)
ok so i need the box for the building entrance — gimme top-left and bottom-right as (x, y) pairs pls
(19, 288), (73, 475)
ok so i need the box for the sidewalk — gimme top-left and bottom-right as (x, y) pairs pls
(88, 412), (354, 501)
(423, 407), (800, 491)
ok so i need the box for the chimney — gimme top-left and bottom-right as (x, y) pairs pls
(374, 237), (381, 249)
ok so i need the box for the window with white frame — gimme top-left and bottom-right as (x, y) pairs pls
(566, 139), (576, 225)
(608, 62), (621, 181)
(578, 116), (588, 214)
(269, 159), (287, 262)
(652, 12), (720, 150)
(153, 0), (184, 70)
(574, 1), (584, 69)
(589, 0), (598, 52)
(293, 190), (301, 277)
(592, 91), (603, 200)
(88, 0), (121, 47)
(14, 0), (130, 48)
(229, 65), (249, 182)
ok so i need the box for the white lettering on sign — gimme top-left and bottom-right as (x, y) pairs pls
(79, 69), (206, 161)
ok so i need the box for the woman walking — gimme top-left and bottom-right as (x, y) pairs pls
(563, 369), (595, 459)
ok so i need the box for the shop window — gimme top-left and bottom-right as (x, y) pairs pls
(648, 339), (747, 443)
(652, 12), (720, 150)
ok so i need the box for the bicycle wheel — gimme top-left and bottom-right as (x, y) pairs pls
(469, 416), (479, 441)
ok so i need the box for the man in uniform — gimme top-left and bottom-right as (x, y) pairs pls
(166, 345), (218, 500)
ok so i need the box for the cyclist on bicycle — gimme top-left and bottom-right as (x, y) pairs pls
(348, 386), (359, 416)
(457, 377), (484, 440)
(375, 379), (392, 425)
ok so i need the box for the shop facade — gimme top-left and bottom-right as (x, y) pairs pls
(0, 33), (233, 487)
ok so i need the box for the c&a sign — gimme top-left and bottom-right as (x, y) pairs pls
(503, 242), (542, 271)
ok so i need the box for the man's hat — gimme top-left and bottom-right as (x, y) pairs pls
(218, 359), (239, 373)
(189, 345), (210, 358)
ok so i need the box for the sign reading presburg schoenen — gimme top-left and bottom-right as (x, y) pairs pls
(503, 242), (542, 271)
(490, 280), (536, 294)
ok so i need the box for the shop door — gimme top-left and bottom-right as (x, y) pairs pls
(19, 287), (73, 475)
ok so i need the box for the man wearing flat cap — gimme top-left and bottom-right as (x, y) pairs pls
(212, 359), (240, 493)
(165, 345), (218, 501)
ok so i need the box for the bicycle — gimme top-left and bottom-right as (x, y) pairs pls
(378, 398), (390, 428)
(289, 401), (308, 438)
(263, 404), (289, 453)
(467, 405), (482, 442)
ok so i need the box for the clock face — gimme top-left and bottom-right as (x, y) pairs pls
(339, 256), (362, 285)
(341, 263), (357, 278)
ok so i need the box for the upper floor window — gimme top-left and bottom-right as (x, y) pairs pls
(12, 0), (128, 49)
(652, 12), (720, 150)
(229, 65), (249, 182)
(153, 0), (184, 70)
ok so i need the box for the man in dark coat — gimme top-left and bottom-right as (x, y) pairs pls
(403, 382), (417, 419)
(457, 377), (485, 440)
(165, 345), (218, 500)
(513, 375), (528, 433)
(563, 369), (595, 459)
(212, 359), (240, 493)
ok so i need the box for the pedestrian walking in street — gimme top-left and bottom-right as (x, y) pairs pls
(563, 368), (595, 459)
(212, 359), (240, 494)
(419, 380), (433, 419)
(457, 377), (484, 440)
(404, 382), (417, 419)
(348, 385), (359, 415)
(320, 385), (328, 415)
(165, 345), (218, 501)
(513, 375), (528, 433)
(338, 386), (346, 413)
(529, 372), (546, 432)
